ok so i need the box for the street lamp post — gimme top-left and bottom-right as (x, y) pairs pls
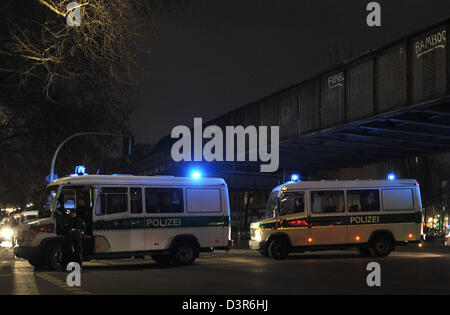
(49, 132), (132, 182)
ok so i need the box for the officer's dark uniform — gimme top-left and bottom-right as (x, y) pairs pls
(77, 202), (94, 256)
(62, 210), (85, 268)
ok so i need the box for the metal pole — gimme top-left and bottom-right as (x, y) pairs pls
(49, 132), (130, 182)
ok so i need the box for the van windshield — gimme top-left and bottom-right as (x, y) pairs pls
(265, 191), (279, 218)
(38, 185), (59, 218)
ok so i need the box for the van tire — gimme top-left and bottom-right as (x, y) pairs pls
(171, 241), (198, 265)
(46, 242), (64, 271)
(268, 238), (289, 260)
(370, 235), (393, 257)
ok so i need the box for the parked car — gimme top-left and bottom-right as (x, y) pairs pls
(17, 210), (39, 224)
(1, 217), (13, 245)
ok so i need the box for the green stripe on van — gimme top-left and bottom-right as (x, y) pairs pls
(94, 215), (230, 231)
(260, 212), (422, 229)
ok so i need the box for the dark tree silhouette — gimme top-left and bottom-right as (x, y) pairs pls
(0, 0), (188, 207)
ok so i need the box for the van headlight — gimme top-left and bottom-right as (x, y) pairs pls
(252, 228), (264, 240)
(1, 228), (13, 240)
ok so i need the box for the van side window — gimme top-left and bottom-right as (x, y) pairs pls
(145, 188), (184, 214)
(130, 188), (143, 214)
(62, 189), (76, 210)
(347, 190), (380, 212)
(382, 189), (414, 211)
(311, 191), (345, 214)
(279, 192), (305, 216)
(186, 188), (222, 213)
(99, 187), (128, 215)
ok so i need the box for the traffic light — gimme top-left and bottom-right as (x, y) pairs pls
(123, 136), (134, 158)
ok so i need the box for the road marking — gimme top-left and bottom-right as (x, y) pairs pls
(198, 256), (269, 268)
(390, 252), (444, 258)
(13, 263), (40, 294)
(2, 257), (92, 295)
(0, 259), (41, 295)
(35, 273), (92, 295)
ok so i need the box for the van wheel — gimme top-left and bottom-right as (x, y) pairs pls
(46, 243), (64, 271)
(370, 235), (393, 257)
(268, 238), (289, 260)
(28, 256), (46, 269)
(172, 241), (198, 266)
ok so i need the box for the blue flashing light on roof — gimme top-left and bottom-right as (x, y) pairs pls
(290, 174), (301, 182)
(75, 165), (87, 176)
(191, 171), (202, 179)
(387, 173), (396, 181)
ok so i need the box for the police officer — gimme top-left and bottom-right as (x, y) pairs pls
(62, 208), (85, 269)
(77, 197), (93, 255)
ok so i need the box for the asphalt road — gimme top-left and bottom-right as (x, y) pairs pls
(0, 245), (449, 295)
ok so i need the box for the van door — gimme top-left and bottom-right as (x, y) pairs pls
(144, 187), (185, 251)
(129, 187), (146, 251)
(347, 189), (381, 244)
(308, 190), (347, 246)
(221, 187), (231, 247)
(92, 186), (130, 253)
(185, 187), (226, 248)
(278, 191), (309, 247)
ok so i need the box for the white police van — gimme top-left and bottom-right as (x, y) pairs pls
(15, 173), (232, 269)
(250, 179), (423, 259)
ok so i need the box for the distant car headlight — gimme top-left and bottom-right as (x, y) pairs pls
(1, 228), (13, 240)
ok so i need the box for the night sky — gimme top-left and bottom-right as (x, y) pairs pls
(131, 0), (450, 144)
